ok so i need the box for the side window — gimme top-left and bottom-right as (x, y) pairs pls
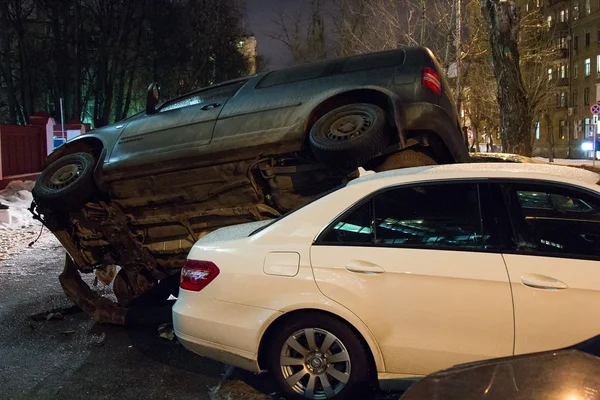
(160, 80), (248, 112)
(321, 201), (373, 245)
(372, 183), (488, 249)
(502, 183), (600, 257)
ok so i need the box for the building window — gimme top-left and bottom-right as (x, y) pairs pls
(586, 29), (591, 47)
(560, 9), (568, 21)
(561, 91), (566, 107)
(559, 121), (565, 140)
(558, 33), (567, 49)
(585, 87), (591, 105)
(573, 89), (579, 106)
(574, 35), (579, 51)
(547, 15), (552, 27)
(574, 121), (579, 139)
(548, 68), (553, 80)
(574, 63), (579, 78)
(573, 1), (580, 20)
(560, 64), (566, 78)
(586, 0), (591, 15)
(586, 118), (594, 137)
(598, 24), (600, 43)
(535, 122), (540, 140)
(586, 58), (591, 76)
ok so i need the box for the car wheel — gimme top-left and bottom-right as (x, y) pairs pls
(267, 312), (372, 399)
(372, 148), (438, 172)
(309, 103), (390, 171)
(33, 152), (97, 210)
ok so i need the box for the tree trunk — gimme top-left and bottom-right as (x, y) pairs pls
(545, 112), (554, 162)
(0, 3), (17, 124)
(420, 0), (427, 46)
(73, 0), (82, 121)
(480, 0), (532, 156)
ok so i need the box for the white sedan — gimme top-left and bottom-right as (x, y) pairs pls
(173, 163), (600, 399)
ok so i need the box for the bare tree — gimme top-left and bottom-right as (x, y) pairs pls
(334, 0), (454, 57)
(480, 0), (557, 156)
(267, 0), (328, 65)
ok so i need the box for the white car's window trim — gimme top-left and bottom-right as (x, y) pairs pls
(314, 179), (503, 254)
(491, 178), (600, 262)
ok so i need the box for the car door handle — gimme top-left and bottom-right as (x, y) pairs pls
(345, 260), (385, 274)
(521, 274), (568, 290)
(201, 103), (221, 110)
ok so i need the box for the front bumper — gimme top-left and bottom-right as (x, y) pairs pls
(173, 290), (282, 372)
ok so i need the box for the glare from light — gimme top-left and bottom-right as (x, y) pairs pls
(564, 394), (583, 400)
(581, 142), (594, 151)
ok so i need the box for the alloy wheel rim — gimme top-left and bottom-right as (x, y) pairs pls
(48, 162), (83, 189)
(280, 328), (351, 399)
(327, 113), (372, 141)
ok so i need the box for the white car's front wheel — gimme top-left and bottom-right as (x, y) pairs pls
(267, 312), (372, 399)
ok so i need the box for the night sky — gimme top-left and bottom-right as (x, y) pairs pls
(244, 0), (309, 70)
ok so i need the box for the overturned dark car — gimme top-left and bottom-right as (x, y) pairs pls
(30, 47), (468, 323)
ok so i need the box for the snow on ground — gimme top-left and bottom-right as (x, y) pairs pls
(0, 180), (58, 262)
(536, 157), (600, 166)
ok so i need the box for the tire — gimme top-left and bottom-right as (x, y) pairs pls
(372, 148), (438, 172)
(33, 152), (97, 210)
(309, 103), (390, 171)
(267, 312), (373, 400)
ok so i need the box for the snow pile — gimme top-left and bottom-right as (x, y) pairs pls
(0, 181), (57, 262)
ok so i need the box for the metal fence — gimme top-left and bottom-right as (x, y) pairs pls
(0, 124), (46, 183)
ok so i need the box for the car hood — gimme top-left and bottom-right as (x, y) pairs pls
(399, 349), (600, 400)
(194, 219), (274, 245)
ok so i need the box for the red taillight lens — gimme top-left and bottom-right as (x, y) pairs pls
(422, 67), (442, 96)
(180, 260), (220, 291)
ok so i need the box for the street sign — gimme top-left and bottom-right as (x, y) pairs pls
(591, 103), (600, 114)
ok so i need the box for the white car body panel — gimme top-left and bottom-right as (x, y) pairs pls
(503, 253), (600, 354)
(310, 246), (514, 375)
(173, 163), (600, 384)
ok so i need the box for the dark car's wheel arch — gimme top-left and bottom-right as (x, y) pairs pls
(43, 137), (105, 168)
(42, 137), (108, 190)
(303, 89), (402, 148)
(257, 308), (378, 381)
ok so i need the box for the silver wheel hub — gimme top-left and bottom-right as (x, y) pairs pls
(306, 353), (327, 374)
(48, 163), (83, 189)
(279, 328), (351, 399)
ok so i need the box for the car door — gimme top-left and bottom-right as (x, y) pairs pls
(495, 180), (600, 355)
(107, 79), (248, 170)
(310, 182), (514, 376)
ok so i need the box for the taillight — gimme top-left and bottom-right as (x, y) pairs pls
(422, 67), (442, 96)
(180, 260), (220, 291)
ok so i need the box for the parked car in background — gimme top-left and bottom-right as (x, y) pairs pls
(29, 47), (468, 319)
(173, 163), (600, 399)
(399, 336), (600, 400)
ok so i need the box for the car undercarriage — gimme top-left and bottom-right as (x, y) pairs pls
(30, 150), (366, 324)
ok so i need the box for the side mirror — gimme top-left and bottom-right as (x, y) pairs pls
(146, 82), (160, 115)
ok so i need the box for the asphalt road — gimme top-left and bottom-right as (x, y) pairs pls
(0, 236), (400, 400)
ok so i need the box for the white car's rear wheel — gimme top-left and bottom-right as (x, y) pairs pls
(267, 313), (372, 399)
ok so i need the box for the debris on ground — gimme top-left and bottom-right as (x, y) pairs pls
(90, 332), (106, 347)
(29, 305), (82, 322)
(158, 323), (175, 340)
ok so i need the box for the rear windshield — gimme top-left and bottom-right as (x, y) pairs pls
(249, 183), (347, 236)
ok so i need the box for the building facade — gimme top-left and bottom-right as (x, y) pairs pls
(536, 0), (600, 158)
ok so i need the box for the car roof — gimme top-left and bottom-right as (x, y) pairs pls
(349, 163), (600, 187)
